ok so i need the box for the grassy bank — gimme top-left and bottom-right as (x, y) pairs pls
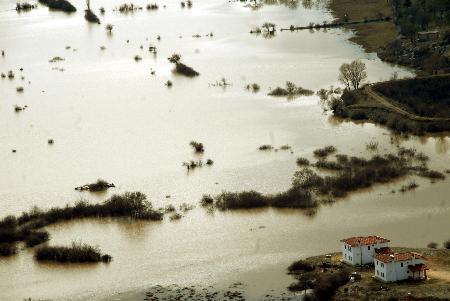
(288, 248), (450, 300)
(327, 0), (397, 52)
(330, 75), (450, 135)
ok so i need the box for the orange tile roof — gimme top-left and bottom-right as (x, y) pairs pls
(340, 236), (390, 247)
(375, 252), (424, 263)
(375, 247), (393, 255)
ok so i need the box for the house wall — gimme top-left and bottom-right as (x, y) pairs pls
(375, 257), (424, 282)
(342, 242), (389, 265)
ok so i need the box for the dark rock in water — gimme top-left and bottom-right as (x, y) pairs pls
(38, 0), (76, 13)
(85, 9), (100, 24)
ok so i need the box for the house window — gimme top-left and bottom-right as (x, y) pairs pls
(368, 246), (371, 250)
(376, 261), (378, 266)
(381, 263), (384, 268)
(377, 270), (379, 275)
(401, 263), (403, 267)
(345, 254), (347, 259)
(344, 245), (346, 250)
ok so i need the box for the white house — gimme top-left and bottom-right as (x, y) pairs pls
(374, 252), (428, 282)
(341, 236), (390, 266)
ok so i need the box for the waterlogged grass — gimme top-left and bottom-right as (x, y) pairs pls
(0, 192), (163, 256)
(35, 242), (111, 263)
(268, 81), (314, 98)
(201, 146), (445, 211)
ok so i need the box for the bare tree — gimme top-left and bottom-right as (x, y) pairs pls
(338, 59), (367, 90)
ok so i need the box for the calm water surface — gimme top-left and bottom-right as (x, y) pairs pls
(0, 0), (449, 300)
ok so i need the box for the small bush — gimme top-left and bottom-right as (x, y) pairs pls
(258, 144), (273, 151)
(25, 231), (49, 247)
(0, 243), (17, 256)
(313, 145), (337, 158)
(190, 141), (204, 153)
(174, 62), (199, 77)
(200, 195), (214, 207)
(288, 260), (315, 272)
(296, 157), (310, 166)
(34, 242), (110, 263)
(427, 242), (438, 249)
(444, 240), (450, 249)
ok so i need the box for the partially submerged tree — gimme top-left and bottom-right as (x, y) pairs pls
(106, 24), (113, 33)
(338, 59), (367, 90)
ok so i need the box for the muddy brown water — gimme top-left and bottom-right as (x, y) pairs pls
(1, 0), (449, 300)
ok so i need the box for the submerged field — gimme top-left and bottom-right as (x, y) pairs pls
(1, 0), (450, 300)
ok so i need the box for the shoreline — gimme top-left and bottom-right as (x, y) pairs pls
(327, 0), (398, 53)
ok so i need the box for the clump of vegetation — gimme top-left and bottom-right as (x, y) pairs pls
(7, 70), (15, 79)
(246, 83), (260, 93)
(280, 145), (292, 151)
(268, 81), (314, 98)
(0, 243), (17, 256)
(48, 139), (54, 144)
(365, 141), (379, 151)
(16, 86), (24, 93)
(16, 2), (37, 11)
(258, 144), (273, 151)
(75, 179), (115, 192)
(201, 147), (445, 212)
(296, 157), (310, 166)
(14, 105), (24, 112)
(206, 159), (214, 165)
(182, 160), (205, 171)
(399, 181), (418, 192)
(25, 231), (49, 247)
(35, 242), (111, 263)
(146, 3), (158, 10)
(38, 0), (76, 13)
(99, 7), (105, 14)
(168, 53), (199, 77)
(49, 56), (64, 63)
(189, 141), (204, 153)
(427, 242), (438, 249)
(288, 260), (315, 273)
(210, 78), (231, 87)
(169, 212), (182, 221)
(85, 0), (100, 24)
(106, 24), (113, 33)
(165, 80), (173, 87)
(444, 240), (450, 250)
(116, 3), (143, 13)
(313, 145), (337, 158)
(134, 55), (142, 62)
(200, 194), (214, 207)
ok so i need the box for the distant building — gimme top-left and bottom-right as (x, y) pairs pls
(374, 252), (428, 282)
(417, 30), (439, 42)
(341, 236), (390, 266)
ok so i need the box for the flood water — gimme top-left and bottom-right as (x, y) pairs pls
(0, 0), (449, 300)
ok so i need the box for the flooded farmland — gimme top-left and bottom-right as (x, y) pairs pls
(0, 0), (449, 300)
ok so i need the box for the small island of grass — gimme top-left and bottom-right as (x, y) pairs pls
(268, 81), (314, 98)
(35, 242), (112, 263)
(38, 0), (76, 13)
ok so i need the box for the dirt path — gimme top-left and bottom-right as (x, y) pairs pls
(428, 270), (450, 283)
(365, 86), (450, 122)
